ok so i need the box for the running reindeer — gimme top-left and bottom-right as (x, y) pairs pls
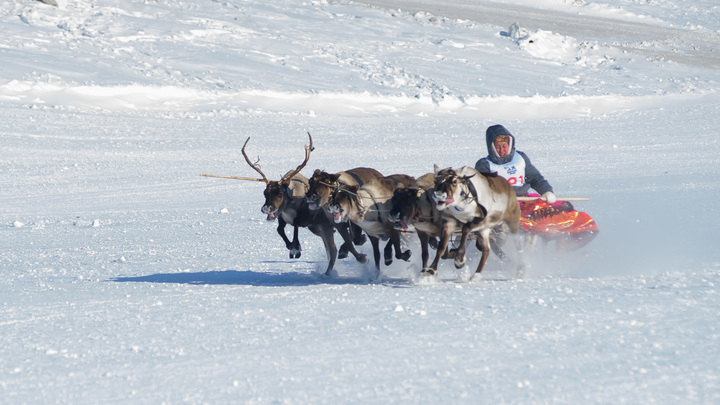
(305, 166), (386, 265)
(326, 174), (415, 276)
(203, 133), (341, 275)
(389, 173), (509, 273)
(388, 173), (442, 270)
(427, 165), (526, 280)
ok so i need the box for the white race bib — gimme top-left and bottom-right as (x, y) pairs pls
(486, 154), (526, 187)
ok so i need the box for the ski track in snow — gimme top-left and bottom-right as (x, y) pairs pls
(1, 0), (720, 403)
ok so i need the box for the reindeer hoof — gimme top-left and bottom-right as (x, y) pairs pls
(454, 256), (466, 269)
(429, 237), (439, 250)
(356, 253), (368, 264)
(338, 242), (353, 259)
(385, 258), (393, 266)
(421, 268), (437, 276)
(400, 250), (412, 262)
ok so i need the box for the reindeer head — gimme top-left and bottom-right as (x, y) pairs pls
(242, 133), (313, 220)
(432, 165), (461, 211)
(326, 185), (359, 224)
(260, 181), (285, 221)
(389, 186), (421, 230)
(432, 164), (480, 212)
(306, 170), (341, 210)
(260, 175), (309, 221)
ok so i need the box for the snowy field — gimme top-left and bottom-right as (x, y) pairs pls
(2, 0), (720, 403)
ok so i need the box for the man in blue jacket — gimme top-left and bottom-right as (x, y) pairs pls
(475, 124), (557, 203)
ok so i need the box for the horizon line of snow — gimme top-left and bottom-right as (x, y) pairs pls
(0, 80), (709, 119)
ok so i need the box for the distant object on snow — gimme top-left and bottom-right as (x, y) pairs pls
(501, 22), (530, 44)
(38, 0), (58, 6)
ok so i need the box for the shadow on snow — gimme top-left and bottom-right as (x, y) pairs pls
(108, 260), (379, 287)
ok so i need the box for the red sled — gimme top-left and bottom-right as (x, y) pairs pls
(518, 194), (598, 251)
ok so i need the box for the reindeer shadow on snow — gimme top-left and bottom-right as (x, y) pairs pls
(108, 266), (382, 287)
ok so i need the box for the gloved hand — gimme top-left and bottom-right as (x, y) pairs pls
(542, 191), (557, 204)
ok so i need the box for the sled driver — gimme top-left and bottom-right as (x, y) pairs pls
(475, 124), (557, 203)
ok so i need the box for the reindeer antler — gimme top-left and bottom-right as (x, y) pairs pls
(281, 132), (315, 181)
(241, 137), (270, 184)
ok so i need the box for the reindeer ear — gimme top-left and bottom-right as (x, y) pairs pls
(434, 164), (441, 174)
(330, 173), (341, 182)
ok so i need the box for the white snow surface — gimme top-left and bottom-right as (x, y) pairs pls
(2, 0), (720, 403)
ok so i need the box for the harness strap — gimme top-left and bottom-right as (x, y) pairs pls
(346, 171), (363, 186)
(463, 178), (487, 219)
(465, 178), (479, 202)
(354, 188), (382, 223)
(346, 171), (385, 223)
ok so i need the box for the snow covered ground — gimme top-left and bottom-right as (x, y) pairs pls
(1, 0), (719, 403)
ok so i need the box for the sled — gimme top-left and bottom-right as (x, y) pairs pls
(517, 194), (598, 251)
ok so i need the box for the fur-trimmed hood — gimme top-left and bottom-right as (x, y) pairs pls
(485, 124), (515, 165)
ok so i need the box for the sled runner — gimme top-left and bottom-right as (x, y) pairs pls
(517, 194), (598, 251)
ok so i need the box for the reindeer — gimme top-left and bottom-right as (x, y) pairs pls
(205, 133), (342, 275)
(388, 173), (444, 270)
(305, 167), (385, 264)
(239, 133), (323, 256)
(389, 173), (510, 274)
(427, 165), (525, 280)
(326, 174), (415, 276)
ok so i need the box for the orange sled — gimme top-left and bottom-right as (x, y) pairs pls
(518, 194), (598, 251)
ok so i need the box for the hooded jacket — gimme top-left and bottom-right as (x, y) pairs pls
(474, 124), (553, 196)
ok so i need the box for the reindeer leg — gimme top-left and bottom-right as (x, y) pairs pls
(453, 222), (472, 269)
(276, 218), (294, 258)
(470, 228), (492, 281)
(351, 223), (367, 246)
(335, 222), (367, 264)
(384, 239), (393, 266)
(290, 225), (301, 259)
(391, 230), (411, 263)
(320, 226), (337, 276)
(418, 231), (430, 269)
(424, 221), (453, 276)
(370, 236), (381, 276)
(474, 231), (484, 252)
(489, 227), (508, 262)
(506, 217), (527, 279)
(336, 223), (351, 259)
(428, 236), (439, 250)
